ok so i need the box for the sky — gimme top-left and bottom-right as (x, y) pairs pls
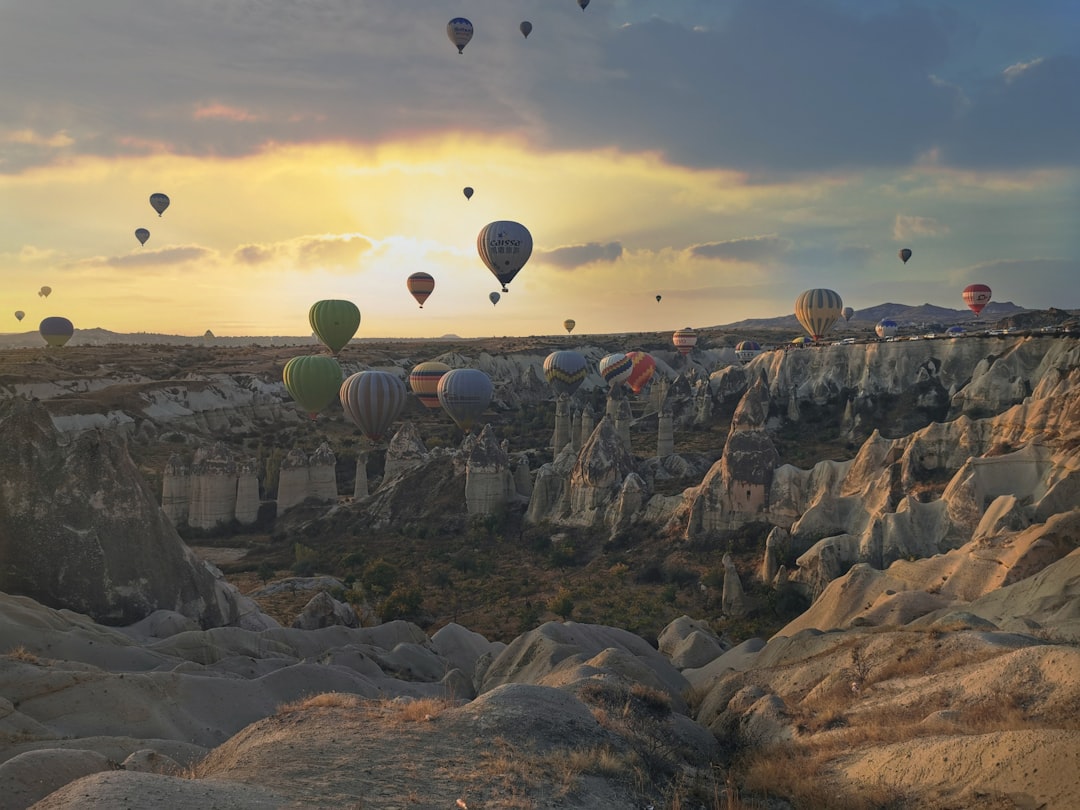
(1, 0), (1078, 338)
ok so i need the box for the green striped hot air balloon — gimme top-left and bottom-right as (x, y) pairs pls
(309, 299), (360, 355)
(283, 355), (343, 419)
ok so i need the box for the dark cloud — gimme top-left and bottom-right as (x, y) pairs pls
(689, 235), (791, 261)
(540, 241), (623, 269)
(0, 1), (1074, 174)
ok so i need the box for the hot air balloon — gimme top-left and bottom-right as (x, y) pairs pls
(946, 325), (966, 338)
(655, 295), (662, 303)
(791, 336), (811, 347)
(794, 288), (843, 342)
(898, 248), (912, 264)
(598, 353), (633, 390)
(309, 299), (360, 355)
(477, 220), (533, 292)
(149, 193), (170, 216)
(875, 319), (898, 338)
(842, 306), (854, 322)
(39, 316), (73, 347)
(489, 292), (501, 306)
(447, 17), (473, 53)
(520, 21), (532, 38)
(340, 370), (407, 442)
(672, 327), (697, 356)
(135, 228), (150, 246)
(543, 351), (587, 397)
(463, 187), (474, 201)
(409, 361), (451, 409)
(735, 340), (761, 363)
(563, 319), (576, 334)
(962, 284), (992, 316)
(14, 311), (24, 321)
(578, 0), (590, 9)
(625, 351), (656, 395)
(407, 272), (435, 308)
(283, 355), (343, 419)
(437, 368), (493, 433)
(38, 286), (51, 298)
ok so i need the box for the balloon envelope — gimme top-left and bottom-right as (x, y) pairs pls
(579, 0), (590, 9)
(407, 272), (435, 308)
(598, 353), (633, 390)
(489, 292), (500, 306)
(791, 336), (811, 346)
(898, 248), (912, 264)
(447, 17), (473, 53)
(477, 220), (533, 291)
(794, 288), (843, 341)
(962, 284), (992, 316)
(543, 351), (587, 397)
(625, 351), (656, 395)
(875, 319), (898, 338)
(340, 370), (407, 442)
(656, 295), (662, 303)
(149, 193), (170, 216)
(409, 361), (452, 409)
(437, 368), (493, 433)
(135, 228), (150, 246)
(14, 311), (24, 321)
(38, 286), (51, 298)
(841, 306), (854, 322)
(735, 340), (761, 363)
(463, 186), (474, 200)
(946, 326), (966, 337)
(672, 327), (697, 356)
(563, 319), (576, 334)
(520, 21), (532, 38)
(39, 316), (73, 347)
(309, 299), (360, 354)
(283, 355), (343, 418)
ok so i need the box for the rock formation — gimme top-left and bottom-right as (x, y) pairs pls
(0, 398), (267, 628)
(276, 442), (338, 516)
(161, 443), (260, 529)
(464, 424), (517, 515)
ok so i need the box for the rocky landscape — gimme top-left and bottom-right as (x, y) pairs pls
(1, 325), (1079, 809)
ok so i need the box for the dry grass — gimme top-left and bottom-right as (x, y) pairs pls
(275, 691), (364, 714)
(4, 645), (40, 664)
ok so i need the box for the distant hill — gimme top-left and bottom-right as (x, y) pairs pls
(723, 301), (1031, 331)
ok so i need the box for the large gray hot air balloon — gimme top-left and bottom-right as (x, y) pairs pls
(437, 368), (493, 433)
(447, 17), (473, 53)
(340, 370), (406, 442)
(477, 220), (532, 292)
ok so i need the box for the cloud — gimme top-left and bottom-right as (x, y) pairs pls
(193, 103), (261, 123)
(539, 241), (623, 269)
(689, 235), (791, 262)
(1003, 57), (1045, 84)
(4, 129), (74, 148)
(893, 215), (951, 240)
(98, 246), (215, 268)
(231, 234), (374, 270)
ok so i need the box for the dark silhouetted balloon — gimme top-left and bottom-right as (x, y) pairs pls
(520, 21), (532, 38)
(39, 316), (74, 347)
(898, 248), (912, 264)
(135, 228), (150, 246)
(150, 193), (170, 216)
